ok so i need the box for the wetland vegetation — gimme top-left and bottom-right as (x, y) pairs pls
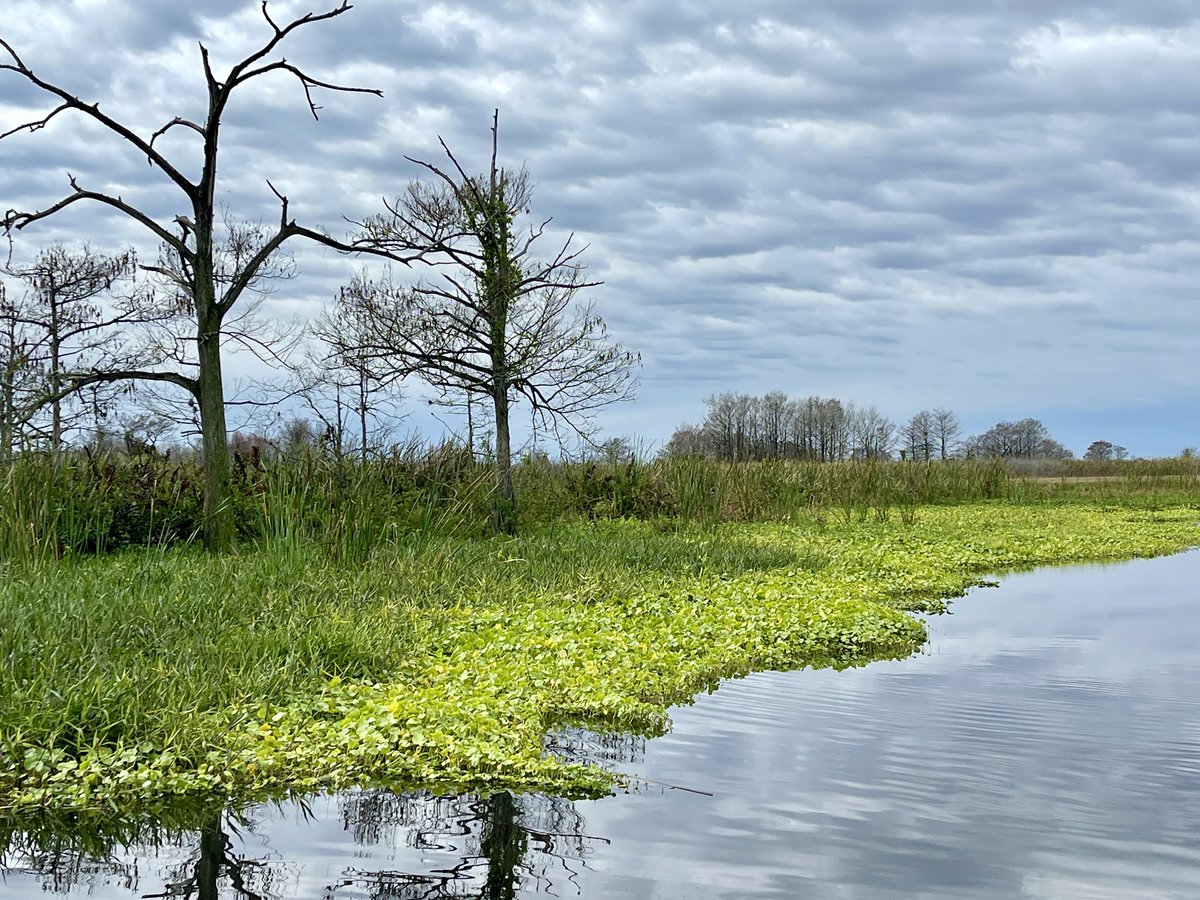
(1, 451), (1197, 821)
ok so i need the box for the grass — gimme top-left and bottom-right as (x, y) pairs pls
(0, 524), (821, 764)
(0, 452), (1019, 561)
(8, 449), (1196, 564)
(1, 501), (1197, 816)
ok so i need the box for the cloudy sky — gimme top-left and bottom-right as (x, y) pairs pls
(1, 0), (1198, 456)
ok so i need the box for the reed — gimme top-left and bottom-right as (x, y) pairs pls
(2, 450), (1194, 566)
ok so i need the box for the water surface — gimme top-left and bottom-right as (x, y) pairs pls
(3, 552), (1199, 898)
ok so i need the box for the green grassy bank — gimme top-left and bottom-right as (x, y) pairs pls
(1, 503), (1196, 814)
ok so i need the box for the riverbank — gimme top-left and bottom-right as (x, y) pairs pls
(1, 504), (1196, 813)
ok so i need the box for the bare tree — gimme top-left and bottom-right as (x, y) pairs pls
(901, 410), (934, 461)
(662, 423), (707, 458)
(3, 244), (145, 454)
(966, 418), (1052, 458)
(671, 392), (874, 463)
(930, 407), (961, 460)
(324, 112), (639, 533)
(0, 281), (42, 461)
(805, 397), (847, 462)
(757, 390), (789, 460)
(700, 392), (757, 461)
(296, 336), (404, 462)
(847, 403), (895, 460)
(0, 2), (402, 550)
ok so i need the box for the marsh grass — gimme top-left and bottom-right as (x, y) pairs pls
(0, 448), (1191, 772)
(0, 548), (405, 760)
(1010, 457), (1200, 506)
(3, 450), (1197, 566)
(0, 519), (816, 771)
(1, 493), (1198, 826)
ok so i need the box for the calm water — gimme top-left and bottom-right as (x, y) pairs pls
(3, 552), (1200, 898)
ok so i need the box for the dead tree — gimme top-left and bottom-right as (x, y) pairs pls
(294, 336), (404, 463)
(3, 244), (145, 454)
(0, 2), (408, 550)
(324, 112), (639, 534)
(0, 281), (41, 461)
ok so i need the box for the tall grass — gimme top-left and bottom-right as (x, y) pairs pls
(0, 445), (488, 564)
(4, 449), (1194, 564)
(0, 545), (414, 763)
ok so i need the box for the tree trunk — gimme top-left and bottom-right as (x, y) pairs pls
(481, 791), (524, 900)
(195, 815), (224, 900)
(197, 316), (234, 552)
(48, 285), (62, 456)
(0, 368), (12, 464)
(467, 393), (475, 459)
(491, 382), (516, 535)
(358, 368), (368, 463)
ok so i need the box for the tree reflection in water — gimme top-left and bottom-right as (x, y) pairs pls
(0, 729), (646, 898)
(0, 805), (295, 898)
(333, 789), (603, 899)
(0, 835), (139, 895)
(141, 811), (286, 900)
(326, 728), (646, 898)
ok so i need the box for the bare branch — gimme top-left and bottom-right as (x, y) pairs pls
(266, 179), (289, 229)
(237, 60), (381, 120)
(199, 43), (220, 94)
(218, 185), (424, 318)
(218, 3), (377, 121)
(260, 0), (283, 33)
(0, 39), (196, 194)
(72, 368), (199, 399)
(149, 116), (206, 149)
(0, 100), (70, 141)
(2, 175), (191, 258)
(0, 36), (30, 71)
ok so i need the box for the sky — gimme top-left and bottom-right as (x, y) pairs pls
(1, 0), (1198, 457)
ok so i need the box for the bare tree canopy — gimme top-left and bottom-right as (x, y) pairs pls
(964, 418), (1072, 459)
(901, 410), (934, 461)
(0, 245), (148, 458)
(0, 2), (403, 549)
(930, 407), (961, 460)
(665, 392), (898, 462)
(322, 111), (639, 532)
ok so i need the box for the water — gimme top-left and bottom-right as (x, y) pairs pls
(3, 552), (1200, 898)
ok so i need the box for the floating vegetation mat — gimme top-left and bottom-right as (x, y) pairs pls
(1, 505), (1196, 815)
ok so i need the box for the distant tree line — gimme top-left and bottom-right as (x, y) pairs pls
(665, 392), (1080, 462)
(1083, 439), (1128, 461)
(962, 418), (1073, 460)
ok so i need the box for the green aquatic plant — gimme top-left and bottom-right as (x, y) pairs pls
(0, 504), (1196, 813)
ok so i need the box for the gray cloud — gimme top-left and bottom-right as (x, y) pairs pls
(2, 0), (1198, 455)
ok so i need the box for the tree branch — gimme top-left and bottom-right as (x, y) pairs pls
(216, 2), (378, 121)
(235, 60), (382, 120)
(0, 100), (70, 141)
(218, 182), (422, 317)
(0, 38), (196, 195)
(149, 116), (206, 149)
(2, 175), (192, 258)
